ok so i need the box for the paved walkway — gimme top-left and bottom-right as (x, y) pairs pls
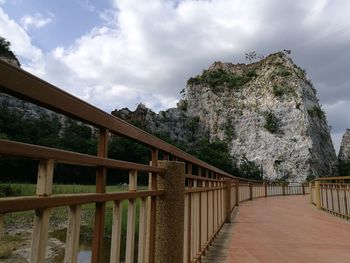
(204, 195), (350, 263)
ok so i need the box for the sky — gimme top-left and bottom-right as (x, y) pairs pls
(0, 0), (350, 153)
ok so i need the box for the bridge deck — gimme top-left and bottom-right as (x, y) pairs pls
(206, 195), (350, 263)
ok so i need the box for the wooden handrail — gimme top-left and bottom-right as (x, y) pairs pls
(313, 176), (350, 181)
(0, 139), (164, 173)
(0, 60), (236, 179)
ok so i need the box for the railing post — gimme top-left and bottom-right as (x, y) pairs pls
(249, 183), (253, 201)
(155, 160), (185, 263)
(282, 183), (286, 196)
(92, 128), (109, 263)
(264, 182), (267, 197)
(302, 183), (305, 195)
(235, 180), (239, 206)
(315, 180), (321, 209)
(225, 179), (232, 223)
(309, 182), (313, 204)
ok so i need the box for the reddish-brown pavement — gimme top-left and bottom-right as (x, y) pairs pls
(226, 195), (350, 263)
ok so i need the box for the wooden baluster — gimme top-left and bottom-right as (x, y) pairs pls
(110, 201), (122, 263)
(138, 197), (147, 263)
(31, 159), (54, 263)
(125, 170), (137, 263)
(64, 205), (82, 263)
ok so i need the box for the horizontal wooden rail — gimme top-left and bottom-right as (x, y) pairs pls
(0, 139), (164, 173)
(313, 176), (350, 181)
(0, 190), (164, 213)
(185, 174), (223, 182)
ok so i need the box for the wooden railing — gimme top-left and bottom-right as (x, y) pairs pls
(310, 176), (350, 220)
(183, 179), (309, 263)
(0, 60), (309, 263)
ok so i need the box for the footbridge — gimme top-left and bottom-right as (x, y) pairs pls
(0, 60), (349, 263)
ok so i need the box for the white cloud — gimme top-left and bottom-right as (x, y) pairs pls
(20, 12), (53, 30)
(0, 0), (6, 5)
(0, 8), (43, 73)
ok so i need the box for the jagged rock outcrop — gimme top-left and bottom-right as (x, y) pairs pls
(339, 129), (350, 162)
(113, 52), (337, 181)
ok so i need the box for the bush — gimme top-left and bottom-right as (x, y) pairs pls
(239, 156), (262, 180)
(276, 67), (292, 77)
(187, 68), (257, 93)
(273, 85), (285, 97)
(263, 111), (280, 133)
(307, 106), (325, 120)
(338, 161), (350, 176)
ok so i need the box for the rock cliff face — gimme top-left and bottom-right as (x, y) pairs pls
(339, 129), (350, 162)
(113, 52), (337, 181)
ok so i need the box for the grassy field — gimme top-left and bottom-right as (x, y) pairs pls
(0, 183), (144, 262)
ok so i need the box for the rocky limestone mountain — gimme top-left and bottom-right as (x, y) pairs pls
(339, 129), (350, 162)
(113, 52), (337, 181)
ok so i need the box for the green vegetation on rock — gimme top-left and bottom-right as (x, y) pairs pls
(263, 111), (280, 134)
(338, 160), (350, 176)
(307, 105), (325, 120)
(187, 68), (257, 93)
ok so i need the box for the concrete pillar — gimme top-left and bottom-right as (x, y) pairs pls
(249, 183), (253, 200)
(155, 160), (185, 263)
(315, 180), (321, 209)
(225, 179), (232, 223)
(235, 180), (239, 206)
(309, 182), (313, 204)
(302, 183), (305, 195)
(264, 182), (268, 197)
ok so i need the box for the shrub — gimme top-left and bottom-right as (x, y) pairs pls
(187, 68), (257, 93)
(263, 111), (280, 133)
(307, 106), (325, 120)
(276, 67), (292, 77)
(239, 155), (262, 180)
(338, 161), (350, 176)
(272, 85), (284, 97)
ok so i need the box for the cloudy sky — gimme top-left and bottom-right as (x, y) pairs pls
(0, 0), (350, 152)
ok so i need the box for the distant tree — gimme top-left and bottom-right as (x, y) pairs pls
(283, 49), (291, 55)
(0, 36), (11, 52)
(245, 51), (257, 64)
(245, 51), (264, 63)
(338, 160), (350, 176)
(239, 155), (262, 180)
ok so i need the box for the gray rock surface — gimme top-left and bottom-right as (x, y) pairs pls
(113, 52), (337, 181)
(339, 129), (350, 162)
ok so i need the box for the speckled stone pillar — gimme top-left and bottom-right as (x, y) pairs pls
(225, 179), (232, 223)
(155, 160), (185, 263)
